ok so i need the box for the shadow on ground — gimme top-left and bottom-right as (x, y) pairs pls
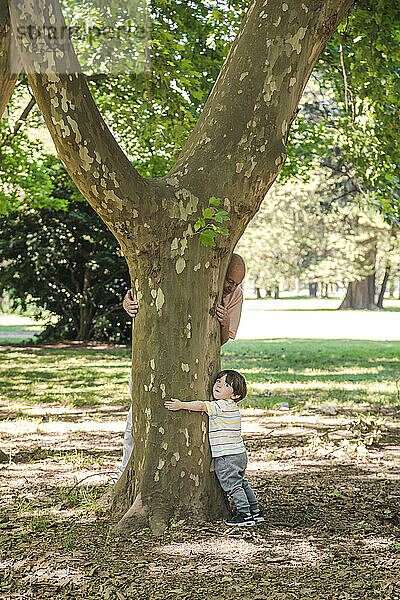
(1, 405), (400, 599)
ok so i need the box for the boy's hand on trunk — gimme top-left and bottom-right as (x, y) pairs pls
(164, 398), (182, 411)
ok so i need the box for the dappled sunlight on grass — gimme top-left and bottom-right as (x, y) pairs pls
(250, 379), (395, 394)
(0, 347), (131, 408)
(222, 338), (400, 408)
(0, 339), (397, 421)
(1, 339), (399, 411)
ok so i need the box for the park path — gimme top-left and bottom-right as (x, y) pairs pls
(237, 299), (400, 341)
(0, 332), (37, 338)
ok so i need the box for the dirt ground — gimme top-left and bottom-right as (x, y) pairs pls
(1, 388), (400, 599)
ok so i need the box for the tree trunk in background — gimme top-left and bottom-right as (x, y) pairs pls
(339, 242), (377, 310)
(77, 305), (95, 341)
(339, 277), (376, 310)
(309, 283), (317, 297)
(4, 0), (354, 533)
(254, 273), (262, 298)
(294, 278), (300, 295)
(377, 265), (390, 309)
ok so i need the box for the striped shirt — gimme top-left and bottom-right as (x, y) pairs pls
(204, 399), (246, 457)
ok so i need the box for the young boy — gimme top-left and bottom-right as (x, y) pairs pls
(164, 369), (264, 527)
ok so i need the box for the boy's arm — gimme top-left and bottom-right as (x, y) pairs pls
(164, 398), (207, 412)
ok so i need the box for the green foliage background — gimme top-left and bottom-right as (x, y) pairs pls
(0, 159), (131, 342)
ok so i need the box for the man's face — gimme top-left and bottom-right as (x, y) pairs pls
(213, 374), (237, 401)
(222, 264), (245, 297)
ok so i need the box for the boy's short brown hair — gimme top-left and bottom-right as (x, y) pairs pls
(215, 369), (247, 401)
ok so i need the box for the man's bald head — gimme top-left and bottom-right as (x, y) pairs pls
(223, 253), (246, 297)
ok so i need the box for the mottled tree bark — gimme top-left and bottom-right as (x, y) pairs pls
(4, 0), (353, 533)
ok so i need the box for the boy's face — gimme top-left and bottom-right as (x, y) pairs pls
(213, 374), (238, 401)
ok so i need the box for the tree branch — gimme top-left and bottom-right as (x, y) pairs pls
(8, 0), (161, 242)
(0, 0), (22, 120)
(2, 94), (36, 145)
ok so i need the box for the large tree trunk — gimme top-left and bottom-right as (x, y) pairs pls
(4, 0), (354, 533)
(112, 245), (230, 534)
(309, 282), (317, 297)
(339, 242), (377, 310)
(339, 277), (377, 310)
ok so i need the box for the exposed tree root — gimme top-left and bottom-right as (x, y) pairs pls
(111, 461), (135, 519)
(114, 494), (153, 535)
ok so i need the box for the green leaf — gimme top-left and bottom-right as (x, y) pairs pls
(200, 229), (216, 247)
(214, 210), (229, 223)
(215, 226), (228, 235)
(202, 208), (213, 218)
(209, 197), (221, 207)
(194, 218), (205, 231)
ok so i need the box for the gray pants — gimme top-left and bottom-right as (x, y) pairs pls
(214, 452), (259, 514)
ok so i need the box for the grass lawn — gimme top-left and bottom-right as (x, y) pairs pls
(1, 338), (398, 410)
(0, 344), (131, 408)
(226, 338), (400, 409)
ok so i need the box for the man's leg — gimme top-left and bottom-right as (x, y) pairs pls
(116, 374), (134, 479)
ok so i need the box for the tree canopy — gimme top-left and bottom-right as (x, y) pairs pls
(2, 0), (399, 218)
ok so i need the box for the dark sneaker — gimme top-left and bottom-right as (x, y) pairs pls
(251, 509), (265, 523)
(225, 513), (255, 527)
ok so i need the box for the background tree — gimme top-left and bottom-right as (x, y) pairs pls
(0, 158), (131, 341)
(289, 0), (400, 224)
(238, 167), (400, 305)
(236, 179), (327, 297)
(0, 118), (55, 213)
